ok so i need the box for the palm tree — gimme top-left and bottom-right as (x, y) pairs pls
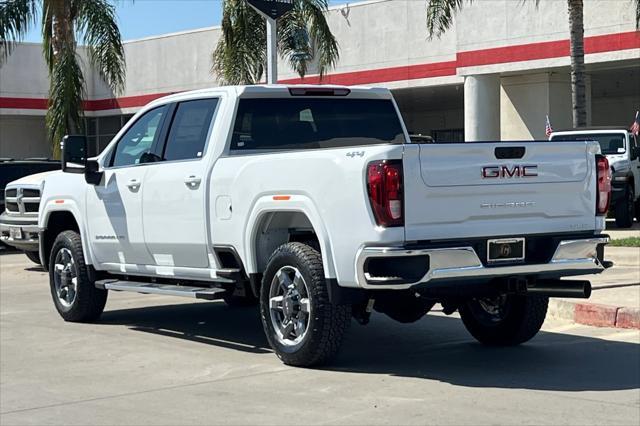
(426, 0), (640, 128)
(213, 0), (339, 85)
(0, 0), (126, 157)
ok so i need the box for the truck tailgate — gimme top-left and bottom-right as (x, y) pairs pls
(403, 141), (600, 241)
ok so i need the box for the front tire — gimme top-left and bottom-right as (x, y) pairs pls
(614, 186), (634, 228)
(459, 294), (548, 346)
(49, 230), (108, 322)
(260, 242), (351, 367)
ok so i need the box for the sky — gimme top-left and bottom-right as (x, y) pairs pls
(21, 0), (346, 43)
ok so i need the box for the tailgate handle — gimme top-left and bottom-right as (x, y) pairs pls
(495, 146), (525, 159)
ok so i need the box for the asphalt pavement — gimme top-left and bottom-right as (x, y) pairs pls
(1, 252), (639, 425)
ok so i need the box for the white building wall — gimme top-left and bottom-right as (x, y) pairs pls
(0, 0), (638, 156)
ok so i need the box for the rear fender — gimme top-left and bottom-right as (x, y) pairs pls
(243, 194), (336, 279)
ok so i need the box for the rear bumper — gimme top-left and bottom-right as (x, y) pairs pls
(0, 212), (40, 252)
(356, 236), (609, 290)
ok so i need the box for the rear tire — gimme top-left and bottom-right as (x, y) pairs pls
(49, 231), (108, 322)
(459, 294), (548, 346)
(260, 242), (351, 367)
(614, 186), (634, 228)
(25, 251), (41, 265)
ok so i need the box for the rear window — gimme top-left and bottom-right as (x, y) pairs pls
(163, 99), (218, 161)
(551, 133), (626, 155)
(230, 98), (405, 151)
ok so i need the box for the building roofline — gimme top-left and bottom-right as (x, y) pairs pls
(121, 0), (385, 44)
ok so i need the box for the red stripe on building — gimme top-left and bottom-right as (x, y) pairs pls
(280, 60), (457, 85)
(457, 39), (569, 68)
(0, 97), (49, 110)
(584, 30), (640, 54)
(457, 30), (640, 68)
(1, 31), (638, 111)
(83, 92), (173, 110)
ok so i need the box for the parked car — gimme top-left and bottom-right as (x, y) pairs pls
(550, 128), (640, 227)
(0, 159), (60, 260)
(0, 159), (59, 212)
(38, 85), (610, 367)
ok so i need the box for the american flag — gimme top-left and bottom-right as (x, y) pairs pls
(630, 111), (640, 136)
(545, 115), (553, 137)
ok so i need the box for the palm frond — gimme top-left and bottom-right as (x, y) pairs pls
(0, 0), (37, 63)
(278, 4), (313, 77)
(75, 0), (126, 94)
(296, 0), (338, 79)
(212, 0), (338, 83)
(41, 0), (53, 71)
(212, 0), (265, 84)
(46, 43), (85, 158)
(426, 0), (468, 40)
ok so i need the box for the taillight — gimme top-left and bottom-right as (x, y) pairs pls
(596, 155), (611, 215)
(367, 160), (403, 227)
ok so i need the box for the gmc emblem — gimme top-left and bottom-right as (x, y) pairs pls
(482, 165), (538, 178)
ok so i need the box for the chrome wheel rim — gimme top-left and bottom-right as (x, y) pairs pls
(268, 266), (311, 349)
(53, 248), (78, 308)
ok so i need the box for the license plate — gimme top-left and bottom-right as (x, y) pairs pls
(487, 238), (525, 263)
(9, 228), (22, 240)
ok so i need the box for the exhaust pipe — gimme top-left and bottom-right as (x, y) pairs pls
(525, 279), (592, 299)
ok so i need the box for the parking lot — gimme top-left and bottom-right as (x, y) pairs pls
(1, 252), (639, 425)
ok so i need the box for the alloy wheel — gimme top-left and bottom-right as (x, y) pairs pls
(268, 266), (312, 349)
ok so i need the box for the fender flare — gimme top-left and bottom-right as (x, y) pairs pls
(39, 198), (95, 267)
(242, 194), (337, 279)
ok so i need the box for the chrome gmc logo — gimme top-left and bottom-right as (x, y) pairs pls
(482, 165), (538, 178)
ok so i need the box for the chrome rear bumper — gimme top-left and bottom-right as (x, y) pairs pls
(356, 237), (609, 290)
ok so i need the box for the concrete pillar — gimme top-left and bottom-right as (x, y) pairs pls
(464, 74), (500, 141)
(501, 72), (572, 140)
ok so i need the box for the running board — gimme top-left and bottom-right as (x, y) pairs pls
(95, 279), (227, 300)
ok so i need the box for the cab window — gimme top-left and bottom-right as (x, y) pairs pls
(162, 99), (218, 161)
(110, 106), (168, 167)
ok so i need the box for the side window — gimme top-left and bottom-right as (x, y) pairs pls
(110, 106), (167, 167)
(163, 99), (218, 161)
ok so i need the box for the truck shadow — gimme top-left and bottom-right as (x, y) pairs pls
(100, 301), (271, 355)
(100, 302), (639, 392)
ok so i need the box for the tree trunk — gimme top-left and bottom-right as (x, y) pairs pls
(50, 0), (78, 134)
(568, 0), (587, 128)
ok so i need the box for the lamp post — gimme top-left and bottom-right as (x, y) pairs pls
(247, 0), (294, 84)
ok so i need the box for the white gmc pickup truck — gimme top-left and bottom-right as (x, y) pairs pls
(38, 85), (612, 366)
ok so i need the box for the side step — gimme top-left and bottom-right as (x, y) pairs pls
(95, 279), (227, 300)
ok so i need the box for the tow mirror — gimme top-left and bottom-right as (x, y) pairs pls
(61, 135), (87, 173)
(61, 135), (103, 185)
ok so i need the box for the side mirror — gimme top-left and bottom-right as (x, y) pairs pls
(85, 159), (103, 185)
(61, 135), (88, 173)
(632, 146), (640, 161)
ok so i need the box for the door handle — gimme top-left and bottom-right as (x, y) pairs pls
(184, 175), (202, 188)
(126, 179), (141, 190)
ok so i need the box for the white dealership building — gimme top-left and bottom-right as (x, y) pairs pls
(0, 0), (638, 158)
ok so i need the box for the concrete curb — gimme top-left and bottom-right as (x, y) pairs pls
(605, 247), (640, 267)
(548, 299), (640, 329)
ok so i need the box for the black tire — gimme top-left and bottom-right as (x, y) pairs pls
(614, 186), (634, 228)
(259, 242), (351, 367)
(459, 294), (548, 346)
(25, 251), (41, 265)
(223, 282), (258, 307)
(49, 230), (108, 322)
